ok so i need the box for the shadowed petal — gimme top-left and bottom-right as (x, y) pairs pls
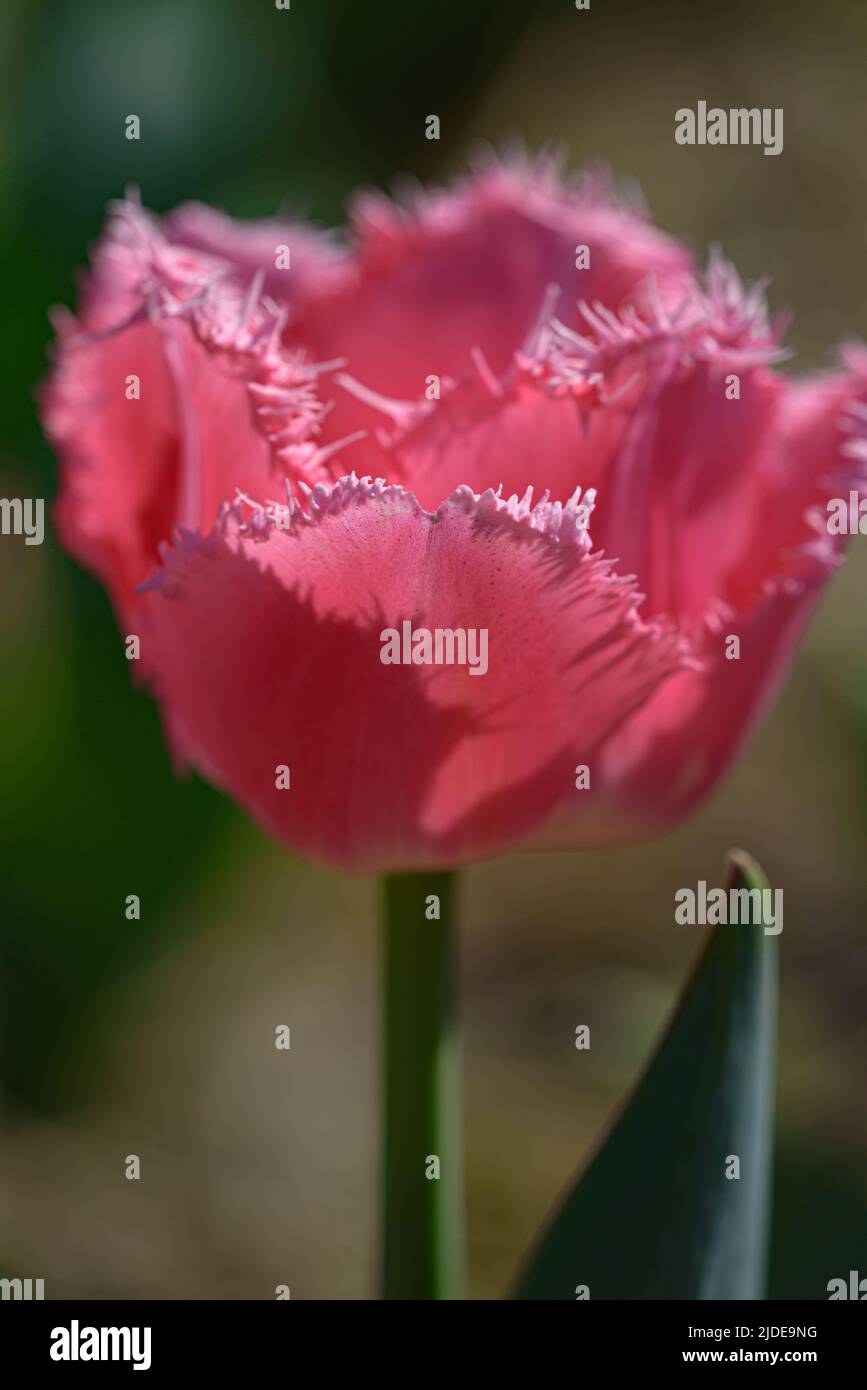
(536, 576), (830, 848)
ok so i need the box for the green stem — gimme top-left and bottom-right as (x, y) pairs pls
(381, 870), (465, 1300)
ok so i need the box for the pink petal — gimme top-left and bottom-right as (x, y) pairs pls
(530, 254), (792, 626)
(78, 194), (228, 332)
(722, 345), (867, 611)
(294, 152), (694, 450)
(139, 477), (691, 871)
(334, 364), (624, 513)
(163, 200), (348, 313)
(46, 312), (181, 610)
(44, 200), (330, 620)
(327, 253), (793, 632)
(537, 351), (867, 845)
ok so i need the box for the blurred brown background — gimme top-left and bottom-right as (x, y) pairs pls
(1, 0), (866, 1298)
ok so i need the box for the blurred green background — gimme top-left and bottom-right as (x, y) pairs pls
(1, 0), (866, 1298)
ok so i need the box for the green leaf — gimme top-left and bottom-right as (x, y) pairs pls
(512, 850), (779, 1300)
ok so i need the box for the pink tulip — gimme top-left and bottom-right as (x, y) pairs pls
(43, 153), (867, 871)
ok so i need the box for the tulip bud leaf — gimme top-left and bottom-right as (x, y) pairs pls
(512, 850), (779, 1300)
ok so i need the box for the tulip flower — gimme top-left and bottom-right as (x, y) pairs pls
(42, 152), (867, 1298)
